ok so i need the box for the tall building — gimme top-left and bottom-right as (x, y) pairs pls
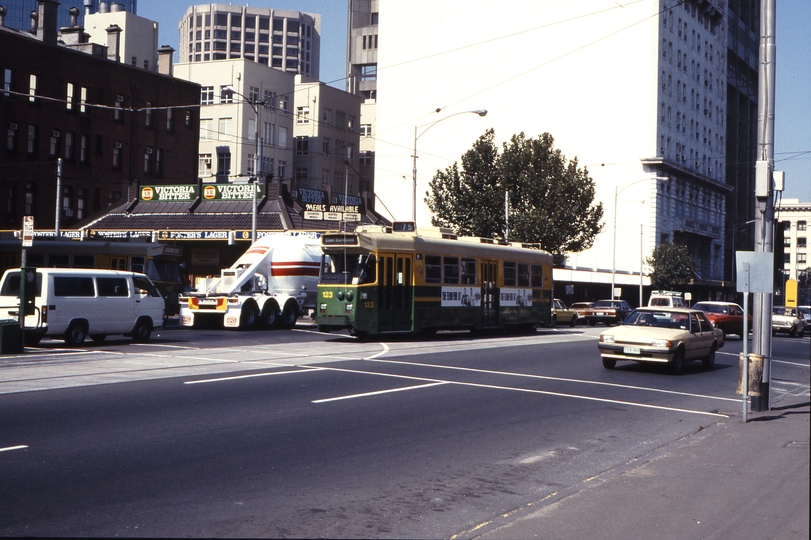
(0, 0), (136, 32)
(776, 199), (810, 282)
(370, 0), (756, 299)
(346, 0), (377, 201)
(178, 5), (320, 80)
(0, 0), (199, 231)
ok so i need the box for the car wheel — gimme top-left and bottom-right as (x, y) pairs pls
(702, 345), (717, 370)
(131, 319), (152, 343)
(569, 315), (577, 327)
(670, 349), (684, 374)
(602, 357), (616, 369)
(64, 322), (86, 346)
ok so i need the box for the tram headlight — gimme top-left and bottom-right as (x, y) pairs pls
(337, 290), (345, 301)
(346, 291), (354, 302)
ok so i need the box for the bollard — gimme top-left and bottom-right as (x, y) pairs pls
(736, 353), (764, 396)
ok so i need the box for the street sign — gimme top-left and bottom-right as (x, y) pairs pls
(22, 216), (34, 247)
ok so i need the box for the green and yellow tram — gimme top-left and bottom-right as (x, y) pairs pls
(316, 225), (554, 336)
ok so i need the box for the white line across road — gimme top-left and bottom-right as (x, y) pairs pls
(0, 445), (28, 452)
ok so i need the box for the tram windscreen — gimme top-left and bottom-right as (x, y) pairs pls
(320, 253), (376, 285)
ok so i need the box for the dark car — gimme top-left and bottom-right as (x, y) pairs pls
(582, 299), (633, 326)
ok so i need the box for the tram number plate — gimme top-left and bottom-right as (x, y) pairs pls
(623, 346), (640, 355)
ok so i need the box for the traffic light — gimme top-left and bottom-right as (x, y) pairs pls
(19, 267), (37, 316)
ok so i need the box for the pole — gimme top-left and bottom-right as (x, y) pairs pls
(505, 191), (509, 240)
(611, 185), (618, 299)
(412, 125), (418, 224)
(639, 223), (643, 307)
(54, 158), (62, 238)
(742, 262), (750, 423)
(752, 0), (776, 411)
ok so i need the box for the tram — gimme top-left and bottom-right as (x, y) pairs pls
(315, 225), (553, 336)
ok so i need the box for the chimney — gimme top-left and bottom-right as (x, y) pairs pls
(0, 6), (6, 27)
(106, 24), (121, 63)
(36, 0), (59, 46)
(83, 0), (93, 16)
(60, 6), (88, 44)
(157, 46), (175, 76)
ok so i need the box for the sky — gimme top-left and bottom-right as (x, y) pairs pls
(140, 1), (810, 202)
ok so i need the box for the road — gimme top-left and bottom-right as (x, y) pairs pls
(1, 322), (808, 537)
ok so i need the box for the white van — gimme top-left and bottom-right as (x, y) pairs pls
(0, 268), (165, 346)
(647, 290), (687, 308)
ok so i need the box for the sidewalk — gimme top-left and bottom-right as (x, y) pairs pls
(467, 402), (810, 540)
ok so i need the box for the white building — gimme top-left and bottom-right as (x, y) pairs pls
(173, 59), (297, 184)
(373, 0), (730, 284)
(178, 5), (320, 80)
(84, 4), (158, 71)
(777, 198), (811, 281)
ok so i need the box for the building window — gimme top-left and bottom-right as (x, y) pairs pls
(359, 150), (372, 166)
(79, 134), (89, 163)
(322, 137), (330, 156)
(200, 118), (213, 140)
(49, 130), (60, 158)
(295, 136), (309, 155)
(198, 153), (212, 177)
(108, 191), (122, 207)
(25, 182), (35, 215)
(114, 94), (124, 122)
(201, 86), (214, 105)
(322, 108), (331, 125)
(2, 68), (11, 98)
(112, 142), (122, 169)
(360, 124), (372, 137)
(278, 95), (288, 111)
(249, 86), (260, 102)
(217, 152), (231, 176)
(144, 147), (153, 174)
(294, 167), (308, 187)
(798, 237), (807, 248)
(7, 124), (17, 152)
(220, 85), (233, 104)
(799, 221), (807, 232)
(278, 160), (287, 179)
(6, 186), (17, 222)
(156, 148), (164, 176)
(80, 86), (87, 113)
(29, 74), (37, 103)
(64, 132), (74, 160)
(77, 189), (86, 220)
(145, 102), (153, 127)
(27, 125), (37, 154)
(218, 117), (232, 141)
(66, 83), (74, 111)
(296, 106), (309, 123)
(166, 108), (174, 132)
(278, 126), (288, 149)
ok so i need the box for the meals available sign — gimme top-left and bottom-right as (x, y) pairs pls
(139, 184), (264, 202)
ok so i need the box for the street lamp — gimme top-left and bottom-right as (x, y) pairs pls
(611, 175), (669, 300)
(223, 85), (262, 243)
(412, 109), (487, 224)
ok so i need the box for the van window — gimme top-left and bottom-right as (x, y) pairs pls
(132, 276), (162, 297)
(131, 256), (146, 274)
(54, 276), (95, 297)
(97, 277), (129, 297)
(0, 271), (43, 297)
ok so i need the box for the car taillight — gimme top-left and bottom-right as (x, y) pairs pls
(41, 305), (48, 323)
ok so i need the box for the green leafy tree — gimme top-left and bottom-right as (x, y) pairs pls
(645, 242), (695, 290)
(425, 129), (604, 258)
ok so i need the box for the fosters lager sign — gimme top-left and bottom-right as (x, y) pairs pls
(140, 184), (263, 202)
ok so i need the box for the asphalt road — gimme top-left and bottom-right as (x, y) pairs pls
(1, 323), (808, 537)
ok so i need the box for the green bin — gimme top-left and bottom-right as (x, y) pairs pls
(0, 320), (22, 354)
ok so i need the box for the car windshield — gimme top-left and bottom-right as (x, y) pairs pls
(625, 310), (689, 329)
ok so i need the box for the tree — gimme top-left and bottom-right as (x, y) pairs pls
(425, 129), (604, 258)
(645, 242), (695, 291)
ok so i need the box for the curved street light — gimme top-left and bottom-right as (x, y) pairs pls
(411, 109), (488, 224)
(611, 175), (670, 301)
(223, 85), (263, 243)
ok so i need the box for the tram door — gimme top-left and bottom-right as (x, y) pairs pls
(377, 253), (413, 332)
(481, 259), (498, 326)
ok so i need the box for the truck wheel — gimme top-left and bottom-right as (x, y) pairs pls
(280, 301), (298, 329)
(64, 322), (86, 346)
(240, 303), (259, 330)
(261, 301), (281, 329)
(132, 319), (152, 342)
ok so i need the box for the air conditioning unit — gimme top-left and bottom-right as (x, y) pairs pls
(9, 123), (17, 130)
(116, 94), (124, 102)
(115, 142), (122, 149)
(146, 147), (153, 154)
(52, 130), (60, 138)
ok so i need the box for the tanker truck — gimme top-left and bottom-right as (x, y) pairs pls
(179, 233), (322, 330)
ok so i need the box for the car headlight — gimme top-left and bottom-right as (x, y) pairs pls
(600, 335), (615, 343)
(651, 339), (672, 347)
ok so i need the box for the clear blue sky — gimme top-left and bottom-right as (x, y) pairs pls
(142, 1), (810, 201)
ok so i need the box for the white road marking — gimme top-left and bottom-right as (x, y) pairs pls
(313, 382), (447, 403)
(184, 367), (324, 384)
(0, 445), (28, 452)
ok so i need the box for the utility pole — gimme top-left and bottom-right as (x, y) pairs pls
(751, 0), (776, 411)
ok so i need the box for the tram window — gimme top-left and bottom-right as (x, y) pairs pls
(517, 263), (530, 287)
(131, 256), (146, 274)
(531, 265), (544, 287)
(503, 261), (517, 286)
(51, 254), (70, 267)
(425, 255), (442, 283)
(461, 258), (476, 284)
(443, 256), (459, 284)
(111, 257), (126, 271)
(73, 255), (95, 268)
(146, 259), (183, 283)
(356, 254), (376, 284)
(27, 254), (45, 267)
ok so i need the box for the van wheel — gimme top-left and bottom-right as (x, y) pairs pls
(90, 334), (107, 343)
(132, 319), (152, 342)
(64, 323), (87, 346)
(280, 301), (299, 329)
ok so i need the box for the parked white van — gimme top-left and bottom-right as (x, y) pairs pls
(0, 268), (164, 346)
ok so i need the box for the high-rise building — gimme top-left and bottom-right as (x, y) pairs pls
(370, 0), (757, 297)
(178, 5), (320, 80)
(346, 0), (377, 198)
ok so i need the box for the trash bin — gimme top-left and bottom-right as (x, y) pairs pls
(0, 319), (22, 354)
(736, 353), (764, 396)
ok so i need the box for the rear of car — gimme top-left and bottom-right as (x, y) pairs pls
(582, 300), (632, 326)
(771, 306), (806, 338)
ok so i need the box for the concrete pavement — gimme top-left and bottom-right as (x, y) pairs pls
(462, 399), (810, 540)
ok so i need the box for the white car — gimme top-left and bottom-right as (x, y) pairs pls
(771, 306), (806, 338)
